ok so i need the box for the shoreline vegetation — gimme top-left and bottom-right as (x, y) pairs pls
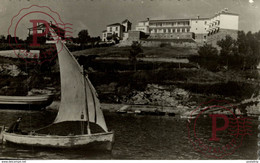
(0, 42), (260, 116)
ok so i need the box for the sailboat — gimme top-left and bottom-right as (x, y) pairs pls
(0, 27), (114, 150)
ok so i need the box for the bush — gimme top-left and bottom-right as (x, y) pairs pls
(198, 44), (218, 57)
(191, 44), (220, 71)
(160, 43), (171, 48)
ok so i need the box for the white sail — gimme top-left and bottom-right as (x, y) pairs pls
(50, 28), (108, 132)
(85, 77), (108, 131)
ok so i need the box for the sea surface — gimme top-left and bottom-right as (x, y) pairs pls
(0, 110), (258, 160)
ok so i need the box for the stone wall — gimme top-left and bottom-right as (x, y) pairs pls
(128, 31), (141, 42)
(194, 33), (207, 44)
(207, 29), (238, 47)
(117, 39), (198, 48)
(148, 32), (193, 40)
(125, 28), (238, 48)
(140, 40), (197, 48)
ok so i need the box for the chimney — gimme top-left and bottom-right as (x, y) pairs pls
(224, 8), (228, 12)
(147, 18), (150, 21)
(197, 15), (200, 19)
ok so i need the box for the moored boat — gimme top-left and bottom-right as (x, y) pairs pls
(0, 95), (53, 110)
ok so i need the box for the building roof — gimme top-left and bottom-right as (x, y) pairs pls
(139, 20), (148, 23)
(50, 24), (65, 33)
(190, 17), (209, 20)
(137, 11), (238, 23)
(206, 12), (239, 19)
(28, 23), (65, 33)
(122, 19), (130, 23)
(217, 12), (239, 16)
(28, 23), (47, 30)
(107, 23), (121, 27)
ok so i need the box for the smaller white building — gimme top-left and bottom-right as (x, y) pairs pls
(102, 30), (107, 42)
(135, 19), (150, 33)
(102, 19), (132, 42)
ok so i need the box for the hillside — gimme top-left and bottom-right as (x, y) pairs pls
(72, 46), (198, 58)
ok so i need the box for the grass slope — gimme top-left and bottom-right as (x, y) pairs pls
(72, 46), (198, 58)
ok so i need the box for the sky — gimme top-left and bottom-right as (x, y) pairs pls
(0, 0), (260, 39)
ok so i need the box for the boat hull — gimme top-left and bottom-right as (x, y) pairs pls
(2, 131), (114, 151)
(0, 95), (53, 110)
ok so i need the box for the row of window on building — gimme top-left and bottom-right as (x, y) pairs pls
(209, 20), (220, 28)
(151, 28), (190, 33)
(103, 32), (119, 37)
(109, 26), (119, 32)
(207, 28), (220, 36)
(150, 21), (190, 27)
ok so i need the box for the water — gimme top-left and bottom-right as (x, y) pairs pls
(0, 110), (258, 160)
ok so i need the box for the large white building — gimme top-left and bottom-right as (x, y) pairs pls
(134, 8), (239, 46)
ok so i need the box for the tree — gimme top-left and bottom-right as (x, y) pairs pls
(107, 33), (119, 44)
(255, 30), (260, 41)
(237, 31), (254, 69)
(78, 29), (90, 45)
(237, 31), (248, 55)
(88, 36), (101, 47)
(195, 31), (260, 71)
(195, 44), (219, 71)
(112, 34), (119, 44)
(237, 31), (260, 69)
(129, 41), (143, 72)
(198, 44), (218, 57)
(246, 31), (259, 56)
(217, 35), (239, 69)
(0, 35), (5, 43)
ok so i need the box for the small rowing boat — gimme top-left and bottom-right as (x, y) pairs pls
(0, 94), (53, 110)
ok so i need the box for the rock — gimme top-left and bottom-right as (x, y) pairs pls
(87, 67), (95, 73)
(118, 105), (130, 111)
(27, 89), (53, 95)
(162, 90), (171, 97)
(43, 77), (51, 81)
(246, 103), (260, 115)
(0, 64), (27, 77)
(0, 86), (9, 94)
(166, 97), (178, 106)
(235, 108), (242, 115)
(126, 84), (191, 107)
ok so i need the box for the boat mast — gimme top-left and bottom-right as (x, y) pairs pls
(82, 66), (91, 135)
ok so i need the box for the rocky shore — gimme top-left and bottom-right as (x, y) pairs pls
(245, 103), (260, 116)
(46, 84), (194, 115)
(46, 83), (260, 117)
(124, 84), (190, 106)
